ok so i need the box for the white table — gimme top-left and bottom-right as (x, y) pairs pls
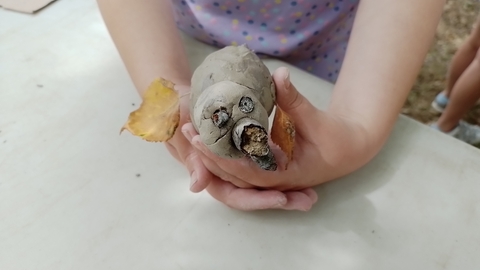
(1, 1), (480, 269)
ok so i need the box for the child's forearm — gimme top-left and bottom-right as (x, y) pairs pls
(328, 0), (445, 151)
(97, 0), (191, 95)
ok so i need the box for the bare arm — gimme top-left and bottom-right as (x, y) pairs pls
(97, 0), (211, 193)
(97, 0), (191, 94)
(328, 0), (445, 154)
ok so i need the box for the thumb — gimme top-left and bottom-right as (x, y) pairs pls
(272, 67), (320, 135)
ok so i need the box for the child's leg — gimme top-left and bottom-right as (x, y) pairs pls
(444, 17), (480, 97)
(436, 47), (480, 132)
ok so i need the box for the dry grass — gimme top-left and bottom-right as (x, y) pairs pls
(403, 0), (480, 125)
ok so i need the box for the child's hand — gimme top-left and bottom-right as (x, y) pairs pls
(181, 67), (375, 198)
(163, 84), (210, 193)
(167, 84), (319, 211)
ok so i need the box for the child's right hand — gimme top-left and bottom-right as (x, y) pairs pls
(167, 85), (318, 211)
(180, 67), (376, 199)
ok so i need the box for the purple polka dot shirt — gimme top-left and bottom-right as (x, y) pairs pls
(172, 0), (359, 83)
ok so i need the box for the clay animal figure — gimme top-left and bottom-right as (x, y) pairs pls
(190, 44), (278, 171)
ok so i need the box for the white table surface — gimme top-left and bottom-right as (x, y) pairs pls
(1, 1), (480, 269)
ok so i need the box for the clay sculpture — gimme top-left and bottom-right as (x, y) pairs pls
(189, 44), (278, 171)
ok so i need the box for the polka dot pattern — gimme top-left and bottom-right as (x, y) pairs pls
(173, 0), (359, 83)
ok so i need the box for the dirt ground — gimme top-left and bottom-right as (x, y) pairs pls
(403, 0), (480, 125)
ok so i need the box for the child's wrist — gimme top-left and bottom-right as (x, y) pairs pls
(323, 111), (385, 172)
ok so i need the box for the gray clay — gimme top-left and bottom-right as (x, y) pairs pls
(190, 44), (277, 169)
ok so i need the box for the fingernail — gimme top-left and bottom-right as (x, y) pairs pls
(284, 69), (291, 89)
(190, 171), (198, 189)
(192, 137), (202, 149)
(275, 195), (287, 208)
(182, 126), (193, 142)
(191, 137), (208, 155)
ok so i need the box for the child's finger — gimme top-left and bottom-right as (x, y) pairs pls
(282, 191), (316, 211)
(298, 188), (319, 204)
(272, 67), (321, 138)
(206, 178), (316, 211)
(206, 178), (289, 211)
(182, 123), (252, 188)
(190, 135), (280, 187)
(182, 150), (213, 193)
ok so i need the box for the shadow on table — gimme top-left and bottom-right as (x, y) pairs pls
(244, 116), (418, 237)
(174, 123), (416, 268)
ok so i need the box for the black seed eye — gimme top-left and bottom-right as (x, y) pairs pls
(239, 97), (254, 113)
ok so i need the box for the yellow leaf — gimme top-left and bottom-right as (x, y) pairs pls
(120, 78), (180, 142)
(270, 105), (295, 169)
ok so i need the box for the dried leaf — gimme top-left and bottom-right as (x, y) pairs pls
(270, 105), (295, 169)
(120, 78), (180, 142)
